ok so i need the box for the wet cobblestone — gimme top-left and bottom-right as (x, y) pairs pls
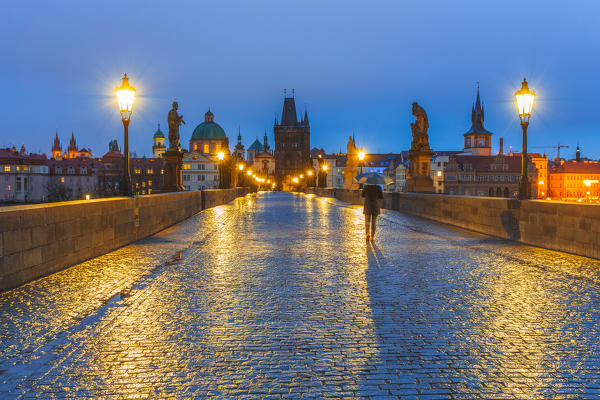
(2, 192), (600, 398)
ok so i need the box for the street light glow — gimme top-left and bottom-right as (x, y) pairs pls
(247, 170), (252, 175)
(217, 152), (225, 160)
(307, 170), (313, 176)
(358, 151), (365, 161)
(515, 78), (536, 123)
(116, 73), (135, 121)
(322, 165), (328, 171)
(238, 164), (244, 170)
(292, 177), (299, 183)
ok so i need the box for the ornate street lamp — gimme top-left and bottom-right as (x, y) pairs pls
(116, 73), (136, 196)
(515, 78), (536, 199)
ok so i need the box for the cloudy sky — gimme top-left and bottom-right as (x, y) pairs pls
(1, 1), (599, 159)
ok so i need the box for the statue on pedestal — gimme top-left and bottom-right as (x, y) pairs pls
(407, 102), (435, 193)
(343, 136), (359, 189)
(168, 101), (185, 150)
(163, 101), (185, 192)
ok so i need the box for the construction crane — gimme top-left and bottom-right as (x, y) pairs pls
(532, 142), (569, 159)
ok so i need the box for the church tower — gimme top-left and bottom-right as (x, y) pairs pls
(274, 90), (311, 187)
(152, 123), (166, 158)
(463, 85), (493, 156)
(232, 126), (245, 159)
(52, 131), (62, 159)
(68, 131), (78, 159)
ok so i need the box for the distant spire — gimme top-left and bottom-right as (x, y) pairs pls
(303, 104), (309, 125)
(237, 125), (242, 143)
(465, 83), (491, 135)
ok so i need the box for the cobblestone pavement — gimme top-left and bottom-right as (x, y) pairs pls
(2, 192), (600, 399)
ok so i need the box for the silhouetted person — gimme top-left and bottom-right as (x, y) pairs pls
(362, 184), (383, 241)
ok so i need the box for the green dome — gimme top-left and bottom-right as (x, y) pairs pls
(191, 121), (227, 140)
(153, 124), (164, 138)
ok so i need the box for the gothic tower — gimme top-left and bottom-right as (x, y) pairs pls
(68, 131), (78, 159)
(274, 90), (310, 187)
(463, 85), (493, 156)
(52, 131), (62, 159)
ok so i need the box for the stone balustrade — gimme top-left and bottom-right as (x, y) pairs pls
(0, 188), (253, 291)
(307, 187), (600, 260)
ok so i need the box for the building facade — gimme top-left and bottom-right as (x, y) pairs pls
(548, 160), (600, 202)
(0, 147), (49, 203)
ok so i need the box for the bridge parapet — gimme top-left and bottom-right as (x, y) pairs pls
(307, 187), (600, 260)
(0, 188), (254, 291)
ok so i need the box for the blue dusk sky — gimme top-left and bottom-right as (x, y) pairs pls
(1, 1), (599, 159)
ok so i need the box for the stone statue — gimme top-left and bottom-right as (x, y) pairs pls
(407, 102), (434, 193)
(343, 136), (359, 190)
(410, 102), (430, 152)
(168, 101), (185, 150)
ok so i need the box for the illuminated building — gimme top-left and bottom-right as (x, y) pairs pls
(548, 158), (600, 202)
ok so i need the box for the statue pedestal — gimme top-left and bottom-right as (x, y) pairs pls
(407, 151), (434, 193)
(162, 149), (184, 192)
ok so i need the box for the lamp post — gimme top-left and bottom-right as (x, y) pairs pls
(116, 73), (136, 196)
(515, 78), (536, 200)
(217, 151), (225, 189)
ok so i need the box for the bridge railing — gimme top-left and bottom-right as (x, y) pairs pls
(306, 187), (600, 260)
(0, 188), (254, 291)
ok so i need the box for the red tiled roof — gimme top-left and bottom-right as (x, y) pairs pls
(552, 161), (600, 174)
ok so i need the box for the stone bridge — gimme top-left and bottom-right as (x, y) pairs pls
(1, 192), (600, 398)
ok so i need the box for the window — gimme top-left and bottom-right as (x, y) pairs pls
(194, 144), (198, 151)
(203, 144), (210, 153)
(183, 164), (191, 170)
(3, 166), (10, 172)
(148, 180), (152, 186)
(60, 177), (65, 183)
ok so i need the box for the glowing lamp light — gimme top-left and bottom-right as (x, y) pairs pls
(538, 180), (544, 185)
(322, 164), (328, 171)
(358, 151), (365, 161)
(292, 177), (299, 183)
(307, 170), (313, 176)
(217, 152), (225, 160)
(515, 78), (535, 123)
(437, 171), (442, 177)
(584, 180), (599, 186)
(238, 164), (244, 170)
(247, 170), (252, 175)
(85, 194), (91, 200)
(300, 174), (304, 179)
(116, 73), (135, 121)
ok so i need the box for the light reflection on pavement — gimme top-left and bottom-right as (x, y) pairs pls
(1, 191), (600, 399)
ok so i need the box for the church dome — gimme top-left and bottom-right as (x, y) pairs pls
(153, 124), (165, 138)
(248, 138), (264, 151)
(191, 109), (227, 140)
